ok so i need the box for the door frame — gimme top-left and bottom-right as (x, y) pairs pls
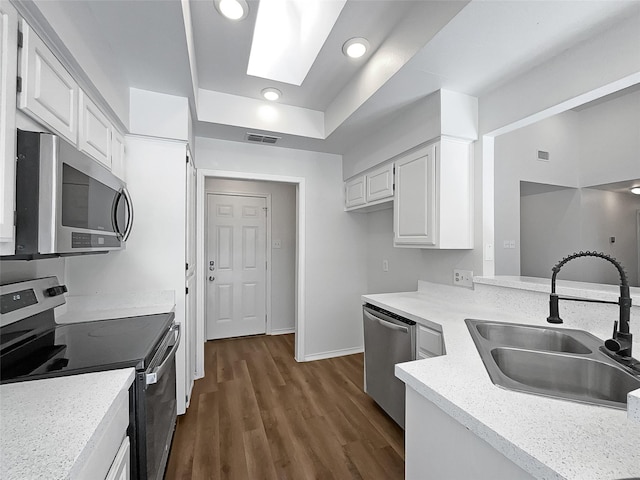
(204, 191), (272, 338)
(196, 169), (306, 378)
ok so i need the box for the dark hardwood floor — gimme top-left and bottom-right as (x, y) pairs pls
(165, 334), (404, 480)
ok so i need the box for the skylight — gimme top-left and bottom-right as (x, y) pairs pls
(247, 0), (347, 86)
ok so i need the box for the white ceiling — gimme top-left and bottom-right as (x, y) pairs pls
(80, 0), (640, 154)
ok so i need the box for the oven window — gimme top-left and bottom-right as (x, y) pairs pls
(61, 164), (125, 233)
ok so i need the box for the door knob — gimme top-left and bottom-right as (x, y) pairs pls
(209, 276), (215, 281)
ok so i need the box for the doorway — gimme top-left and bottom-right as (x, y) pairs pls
(196, 170), (306, 376)
(206, 193), (268, 339)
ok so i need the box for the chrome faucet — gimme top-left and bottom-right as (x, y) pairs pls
(546, 251), (635, 365)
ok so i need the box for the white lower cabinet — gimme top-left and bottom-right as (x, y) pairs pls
(0, 1), (18, 255)
(79, 90), (112, 169)
(394, 137), (473, 249)
(417, 324), (443, 359)
(18, 19), (78, 144)
(406, 387), (534, 479)
(106, 436), (130, 480)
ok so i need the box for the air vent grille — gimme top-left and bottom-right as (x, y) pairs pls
(246, 133), (280, 144)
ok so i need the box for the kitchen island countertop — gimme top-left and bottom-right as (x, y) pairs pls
(363, 280), (640, 480)
(0, 368), (135, 480)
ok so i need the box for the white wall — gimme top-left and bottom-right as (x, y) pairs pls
(579, 88), (640, 187)
(196, 137), (369, 358)
(205, 178), (296, 333)
(494, 112), (581, 274)
(521, 188), (640, 286)
(495, 87), (640, 279)
(364, 208), (422, 294)
(0, 257), (65, 285)
(129, 88), (190, 141)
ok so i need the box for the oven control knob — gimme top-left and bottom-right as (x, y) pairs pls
(45, 285), (68, 297)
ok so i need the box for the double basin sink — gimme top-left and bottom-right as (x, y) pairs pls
(466, 319), (640, 409)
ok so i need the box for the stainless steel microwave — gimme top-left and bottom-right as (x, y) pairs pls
(14, 129), (133, 256)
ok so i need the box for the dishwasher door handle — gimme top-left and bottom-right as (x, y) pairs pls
(364, 310), (409, 334)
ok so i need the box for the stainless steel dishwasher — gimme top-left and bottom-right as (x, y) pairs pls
(363, 303), (416, 428)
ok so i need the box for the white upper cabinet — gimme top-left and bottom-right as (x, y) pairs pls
(395, 147), (436, 245)
(18, 20), (78, 144)
(394, 138), (473, 249)
(345, 175), (366, 209)
(345, 162), (395, 211)
(79, 90), (112, 169)
(0, 2), (18, 255)
(366, 162), (394, 203)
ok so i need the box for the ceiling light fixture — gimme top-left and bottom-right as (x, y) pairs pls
(261, 88), (282, 101)
(342, 38), (369, 59)
(214, 0), (248, 21)
(631, 187), (640, 195)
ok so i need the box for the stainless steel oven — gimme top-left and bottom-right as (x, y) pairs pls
(136, 322), (180, 480)
(0, 277), (178, 480)
(14, 129), (133, 257)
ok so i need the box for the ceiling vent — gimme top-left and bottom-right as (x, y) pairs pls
(246, 133), (280, 144)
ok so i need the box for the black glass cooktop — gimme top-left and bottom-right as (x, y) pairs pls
(0, 312), (174, 384)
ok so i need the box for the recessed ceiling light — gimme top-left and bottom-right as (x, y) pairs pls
(214, 0), (248, 21)
(342, 38), (369, 59)
(631, 187), (640, 195)
(261, 88), (282, 101)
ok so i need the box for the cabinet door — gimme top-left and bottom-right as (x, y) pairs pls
(18, 20), (78, 144)
(111, 129), (126, 181)
(105, 436), (130, 480)
(79, 90), (112, 168)
(345, 175), (366, 209)
(366, 163), (394, 203)
(0, 2), (18, 255)
(394, 145), (436, 246)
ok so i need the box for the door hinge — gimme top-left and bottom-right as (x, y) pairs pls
(17, 30), (23, 48)
(186, 287), (189, 295)
(16, 77), (22, 93)
(185, 262), (189, 271)
(13, 211), (17, 226)
(186, 155), (189, 164)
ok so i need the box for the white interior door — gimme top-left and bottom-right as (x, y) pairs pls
(206, 194), (267, 339)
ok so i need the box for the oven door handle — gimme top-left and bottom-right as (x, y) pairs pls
(145, 324), (181, 386)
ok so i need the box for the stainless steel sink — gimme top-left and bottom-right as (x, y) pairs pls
(466, 319), (640, 409)
(475, 322), (592, 354)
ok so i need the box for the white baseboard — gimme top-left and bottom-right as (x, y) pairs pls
(269, 327), (295, 335)
(303, 345), (364, 362)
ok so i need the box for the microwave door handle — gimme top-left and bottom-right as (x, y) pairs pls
(111, 190), (123, 236)
(145, 324), (181, 386)
(121, 187), (134, 241)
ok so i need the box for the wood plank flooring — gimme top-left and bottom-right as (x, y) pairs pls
(165, 334), (404, 480)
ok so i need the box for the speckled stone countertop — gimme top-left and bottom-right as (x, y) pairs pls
(363, 280), (640, 480)
(0, 369), (135, 480)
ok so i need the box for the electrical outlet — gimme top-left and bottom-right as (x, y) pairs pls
(453, 269), (473, 288)
(272, 240), (282, 249)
